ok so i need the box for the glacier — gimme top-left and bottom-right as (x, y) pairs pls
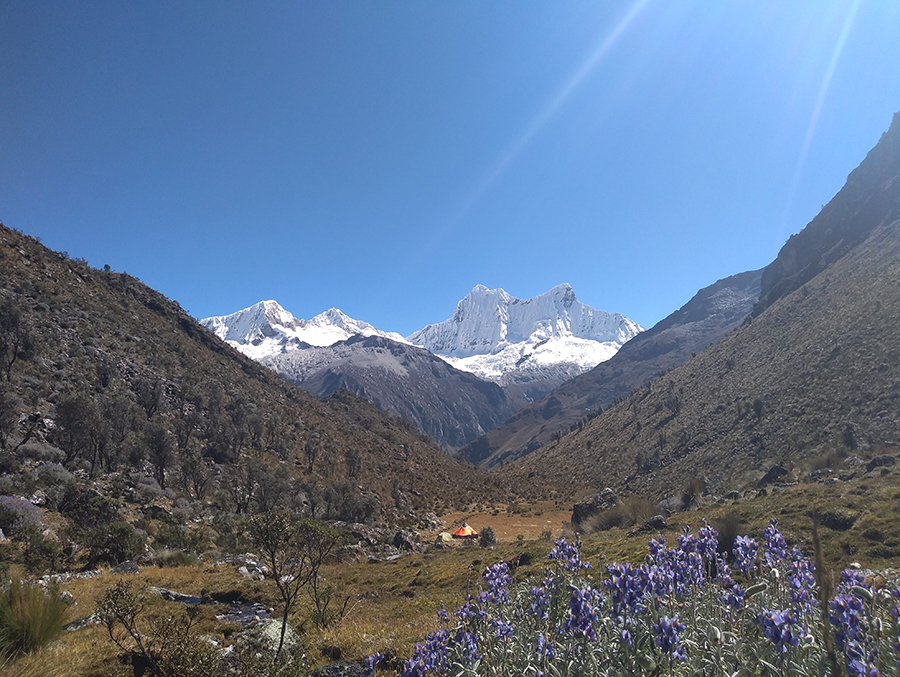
(407, 283), (643, 389)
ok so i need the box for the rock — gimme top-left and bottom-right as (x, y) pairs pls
(110, 560), (140, 575)
(64, 613), (100, 631)
(311, 661), (367, 677)
(571, 488), (619, 526)
(866, 455), (897, 472)
(234, 618), (301, 658)
(757, 464), (788, 488)
(393, 530), (418, 551)
(628, 515), (668, 537)
(807, 469), (834, 482)
(654, 496), (682, 516)
(724, 490), (741, 500)
(150, 587), (202, 605)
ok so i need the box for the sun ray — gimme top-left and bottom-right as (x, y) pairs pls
(780, 0), (862, 238)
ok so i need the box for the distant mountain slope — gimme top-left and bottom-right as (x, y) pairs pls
(501, 112), (900, 501)
(202, 301), (519, 449)
(262, 334), (518, 449)
(462, 269), (762, 467)
(408, 283), (643, 402)
(0, 225), (518, 516)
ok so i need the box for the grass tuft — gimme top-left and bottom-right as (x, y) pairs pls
(0, 578), (70, 659)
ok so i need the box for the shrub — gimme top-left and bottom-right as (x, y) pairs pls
(0, 497), (41, 537)
(154, 550), (199, 568)
(87, 521), (146, 565)
(0, 579), (70, 658)
(479, 527), (496, 548)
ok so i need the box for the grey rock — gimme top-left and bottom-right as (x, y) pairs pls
(110, 560), (140, 575)
(234, 618), (301, 658)
(571, 488), (619, 526)
(65, 613), (100, 631)
(150, 587), (202, 605)
(757, 464), (788, 487)
(866, 455), (897, 472)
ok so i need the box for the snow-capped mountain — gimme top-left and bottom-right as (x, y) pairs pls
(408, 284), (643, 399)
(200, 300), (407, 361)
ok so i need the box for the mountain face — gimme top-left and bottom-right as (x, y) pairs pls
(262, 335), (518, 450)
(201, 301), (407, 360)
(755, 111), (900, 316)
(201, 301), (518, 449)
(408, 283), (643, 402)
(461, 269), (762, 467)
(0, 224), (517, 521)
(501, 111), (900, 502)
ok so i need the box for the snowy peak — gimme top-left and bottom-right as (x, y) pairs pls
(408, 284), (642, 358)
(200, 301), (406, 360)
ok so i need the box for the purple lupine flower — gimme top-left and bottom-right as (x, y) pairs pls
(734, 536), (759, 576)
(492, 618), (514, 639)
(839, 569), (867, 593)
(535, 632), (556, 658)
(677, 526), (698, 555)
(763, 519), (789, 567)
(454, 598), (485, 621)
(530, 584), (550, 620)
(890, 601), (900, 671)
(564, 585), (601, 641)
(697, 523), (719, 562)
(757, 607), (801, 652)
(721, 583), (746, 610)
(548, 537), (592, 573)
(604, 563), (647, 617)
(436, 607), (448, 622)
(829, 593), (865, 650)
(786, 557), (817, 616)
(401, 629), (451, 677)
(477, 562), (512, 604)
(364, 652), (385, 675)
(648, 537), (667, 564)
(453, 630), (480, 663)
(652, 615), (687, 661)
(847, 659), (882, 677)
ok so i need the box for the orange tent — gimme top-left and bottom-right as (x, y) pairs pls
(451, 523), (478, 539)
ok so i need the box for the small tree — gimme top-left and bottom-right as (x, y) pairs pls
(0, 299), (37, 382)
(479, 526), (496, 548)
(249, 510), (341, 660)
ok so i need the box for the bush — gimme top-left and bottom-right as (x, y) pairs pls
(87, 521), (146, 565)
(0, 497), (41, 537)
(154, 550), (199, 568)
(479, 527), (496, 548)
(0, 579), (70, 658)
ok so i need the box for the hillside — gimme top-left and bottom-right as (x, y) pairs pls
(0, 224), (518, 521)
(263, 334), (518, 449)
(461, 269), (762, 467)
(502, 113), (900, 501)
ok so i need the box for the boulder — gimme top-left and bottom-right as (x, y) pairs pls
(757, 465), (788, 488)
(235, 618), (301, 658)
(392, 530), (418, 551)
(866, 455), (897, 472)
(571, 488), (619, 527)
(110, 560), (140, 575)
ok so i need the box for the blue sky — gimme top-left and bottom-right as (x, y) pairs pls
(2, 1), (899, 334)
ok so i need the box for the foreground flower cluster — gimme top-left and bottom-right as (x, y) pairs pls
(368, 521), (900, 676)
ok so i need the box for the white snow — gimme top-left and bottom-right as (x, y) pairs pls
(200, 300), (408, 361)
(200, 284), (642, 392)
(406, 283), (642, 385)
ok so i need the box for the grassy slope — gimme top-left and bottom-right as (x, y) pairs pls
(500, 218), (900, 502)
